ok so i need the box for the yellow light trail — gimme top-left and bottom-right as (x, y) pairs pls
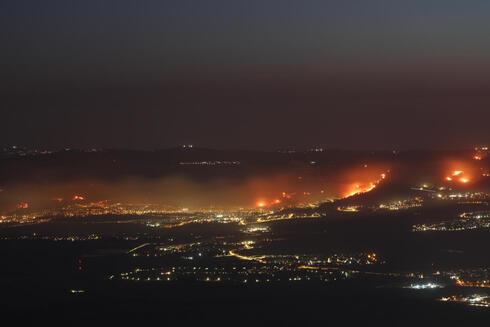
(297, 265), (340, 271)
(228, 250), (266, 264)
(127, 243), (150, 253)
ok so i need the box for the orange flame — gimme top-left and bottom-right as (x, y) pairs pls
(342, 172), (387, 198)
(344, 182), (377, 198)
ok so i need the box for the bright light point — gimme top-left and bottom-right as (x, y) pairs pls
(452, 171), (464, 176)
(446, 177), (452, 181)
(460, 178), (469, 183)
(257, 202), (266, 208)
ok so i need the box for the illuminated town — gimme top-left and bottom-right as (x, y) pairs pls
(2, 142), (490, 327)
(1, 145), (489, 324)
(3, 1), (490, 323)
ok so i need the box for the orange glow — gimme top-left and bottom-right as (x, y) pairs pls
(17, 203), (29, 209)
(365, 183), (376, 192)
(256, 201), (266, 208)
(342, 172), (387, 198)
(73, 195), (85, 201)
(52, 197), (63, 202)
(473, 155), (482, 160)
(273, 199), (281, 204)
(445, 166), (475, 183)
(344, 182), (377, 198)
(443, 157), (483, 185)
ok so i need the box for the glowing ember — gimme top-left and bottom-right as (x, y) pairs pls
(256, 202), (266, 208)
(452, 171), (464, 176)
(17, 203), (29, 209)
(460, 178), (469, 183)
(446, 177), (453, 181)
(73, 195), (85, 201)
(273, 199), (281, 204)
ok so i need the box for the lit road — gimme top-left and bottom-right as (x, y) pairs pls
(128, 243), (150, 253)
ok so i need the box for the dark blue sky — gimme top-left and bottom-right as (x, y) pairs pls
(1, 1), (489, 150)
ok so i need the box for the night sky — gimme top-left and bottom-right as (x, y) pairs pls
(1, 1), (489, 150)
